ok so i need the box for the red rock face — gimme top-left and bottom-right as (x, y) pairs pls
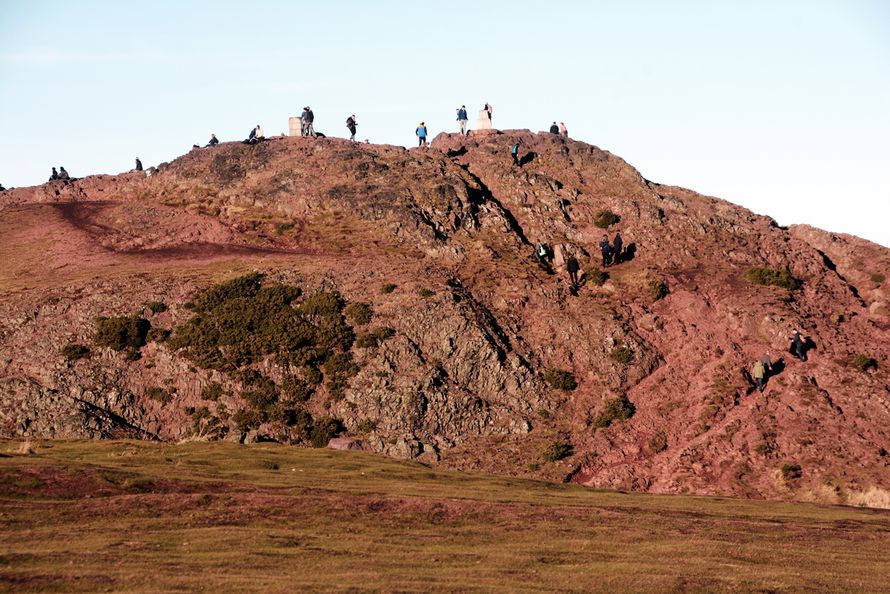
(1, 133), (887, 505)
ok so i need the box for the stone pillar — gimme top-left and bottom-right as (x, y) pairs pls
(288, 117), (302, 137)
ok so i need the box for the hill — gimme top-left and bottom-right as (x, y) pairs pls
(0, 131), (888, 505)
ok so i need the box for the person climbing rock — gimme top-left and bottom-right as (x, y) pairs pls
(456, 105), (468, 135)
(49, 167), (59, 181)
(559, 122), (568, 137)
(549, 122), (560, 134)
(752, 359), (766, 392)
(346, 115), (357, 141)
(600, 235), (613, 267)
(58, 167), (70, 180)
(790, 330), (808, 361)
(566, 255), (580, 287)
(511, 142), (520, 165)
(416, 122), (428, 147)
(206, 133), (219, 147)
(613, 231), (623, 264)
(135, 157), (143, 172)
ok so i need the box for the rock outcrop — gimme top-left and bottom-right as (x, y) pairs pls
(1, 131), (887, 505)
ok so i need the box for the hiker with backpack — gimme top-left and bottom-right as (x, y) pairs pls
(301, 107), (315, 137)
(549, 122), (559, 134)
(566, 255), (580, 287)
(135, 157), (143, 172)
(790, 330), (808, 361)
(511, 142), (520, 166)
(346, 115), (357, 141)
(600, 235), (613, 267)
(752, 359), (767, 392)
(456, 105), (468, 135)
(416, 122), (428, 147)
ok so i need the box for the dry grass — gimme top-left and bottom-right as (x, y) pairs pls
(1, 440), (889, 592)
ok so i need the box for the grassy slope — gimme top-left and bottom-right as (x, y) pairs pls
(1, 441), (889, 593)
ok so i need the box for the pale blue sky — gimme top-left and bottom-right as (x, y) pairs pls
(1, 1), (888, 246)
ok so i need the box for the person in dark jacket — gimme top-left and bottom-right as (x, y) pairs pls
(566, 255), (580, 287)
(49, 167), (59, 181)
(612, 231), (623, 264)
(600, 235), (612, 267)
(549, 122), (559, 134)
(135, 157), (143, 172)
(206, 133), (219, 147)
(244, 126), (258, 144)
(456, 105), (468, 135)
(58, 167), (70, 180)
(302, 107), (316, 137)
(346, 115), (357, 141)
(790, 330), (808, 361)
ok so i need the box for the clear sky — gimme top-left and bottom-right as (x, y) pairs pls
(1, 1), (888, 247)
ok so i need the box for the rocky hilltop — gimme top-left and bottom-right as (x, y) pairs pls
(1, 131), (888, 505)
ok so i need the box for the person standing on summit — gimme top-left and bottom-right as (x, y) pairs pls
(346, 115), (357, 141)
(559, 122), (568, 137)
(416, 122), (428, 147)
(301, 107), (315, 137)
(456, 105), (469, 135)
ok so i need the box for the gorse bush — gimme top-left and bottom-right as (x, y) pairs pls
(201, 383), (225, 401)
(544, 368), (577, 391)
(418, 288), (434, 298)
(542, 441), (573, 462)
(870, 273), (885, 285)
(851, 354), (878, 372)
(593, 210), (620, 229)
(743, 267), (802, 290)
(594, 396), (636, 428)
(355, 327), (396, 349)
(310, 417), (344, 448)
(344, 302), (373, 326)
(648, 279), (669, 301)
(381, 283), (398, 294)
(95, 316), (151, 351)
(146, 301), (168, 314)
(62, 343), (90, 361)
(781, 463), (803, 480)
(588, 268), (609, 287)
(611, 345), (635, 365)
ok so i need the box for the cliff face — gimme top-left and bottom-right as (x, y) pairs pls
(1, 131), (887, 504)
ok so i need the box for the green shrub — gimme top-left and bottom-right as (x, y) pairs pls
(299, 291), (345, 320)
(146, 301), (168, 314)
(146, 327), (171, 343)
(232, 409), (262, 432)
(344, 302), (373, 326)
(192, 272), (266, 313)
(594, 396), (636, 428)
(544, 368), (577, 391)
(743, 267), (802, 290)
(851, 354), (878, 372)
(418, 288), (434, 298)
(611, 345), (635, 365)
(588, 268), (609, 287)
(781, 463), (802, 480)
(201, 383), (225, 401)
(593, 210), (620, 229)
(356, 327), (397, 349)
(542, 441), (573, 462)
(62, 343), (90, 361)
(241, 375), (278, 415)
(381, 283), (398, 294)
(648, 279), (669, 301)
(355, 418), (378, 433)
(310, 417), (344, 448)
(649, 430), (668, 453)
(324, 352), (359, 400)
(275, 223), (294, 236)
(95, 316), (151, 351)
(871, 273), (885, 285)
(280, 374), (314, 403)
(146, 386), (172, 404)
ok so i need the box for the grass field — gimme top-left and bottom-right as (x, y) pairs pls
(1, 440), (889, 593)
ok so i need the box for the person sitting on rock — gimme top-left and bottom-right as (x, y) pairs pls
(0, 182), (5, 191)
(49, 167), (59, 181)
(135, 157), (143, 172)
(416, 122), (428, 147)
(346, 115), (357, 141)
(511, 142), (520, 166)
(600, 235), (613, 267)
(752, 359), (766, 392)
(255, 124), (264, 141)
(566, 255), (580, 287)
(559, 122), (568, 137)
(58, 166), (70, 181)
(613, 231), (623, 264)
(790, 330), (808, 361)
(244, 126), (258, 145)
(206, 133), (219, 147)
(549, 122), (560, 134)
